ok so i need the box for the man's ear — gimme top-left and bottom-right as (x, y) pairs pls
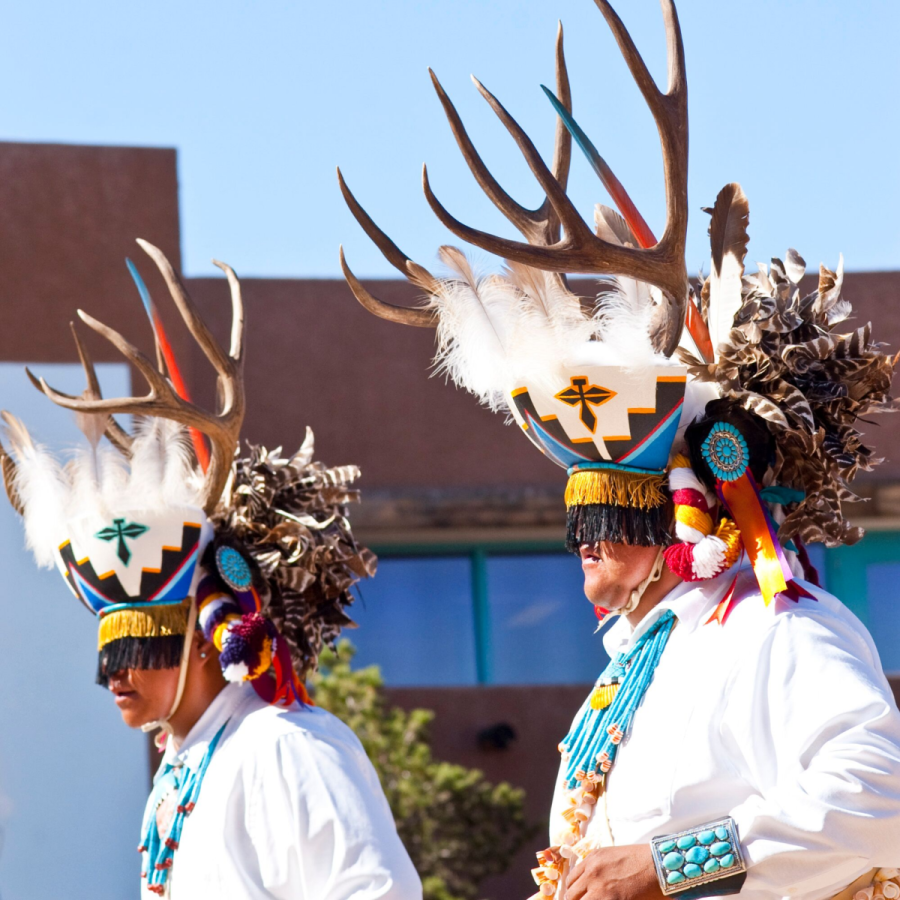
(193, 628), (217, 666)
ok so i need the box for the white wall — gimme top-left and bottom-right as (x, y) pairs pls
(0, 362), (148, 900)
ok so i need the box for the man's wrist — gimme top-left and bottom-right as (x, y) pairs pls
(649, 817), (747, 898)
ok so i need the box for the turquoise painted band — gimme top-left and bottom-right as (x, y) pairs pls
(567, 461), (667, 478)
(98, 599), (189, 617)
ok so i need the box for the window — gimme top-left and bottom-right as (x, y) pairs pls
(351, 556), (479, 686)
(350, 546), (609, 687)
(866, 563), (900, 674)
(487, 554), (609, 684)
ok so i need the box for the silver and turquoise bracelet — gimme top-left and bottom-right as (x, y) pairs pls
(650, 817), (747, 897)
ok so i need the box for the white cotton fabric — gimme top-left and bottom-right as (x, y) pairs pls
(550, 561), (900, 900)
(146, 683), (422, 900)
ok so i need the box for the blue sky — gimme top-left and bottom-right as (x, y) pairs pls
(0, 0), (897, 278)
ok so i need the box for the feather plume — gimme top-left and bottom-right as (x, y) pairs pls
(503, 262), (588, 336)
(577, 276), (666, 370)
(126, 418), (200, 510)
(432, 246), (516, 409)
(706, 183), (750, 360)
(593, 204), (635, 247)
(74, 406), (107, 451)
(2, 412), (69, 567)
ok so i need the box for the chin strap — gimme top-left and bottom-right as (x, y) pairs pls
(623, 546), (666, 616)
(141, 596), (198, 747)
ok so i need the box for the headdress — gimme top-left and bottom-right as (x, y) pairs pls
(335, 0), (895, 611)
(0, 240), (374, 711)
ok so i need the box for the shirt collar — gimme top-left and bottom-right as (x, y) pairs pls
(601, 558), (752, 659)
(162, 682), (252, 771)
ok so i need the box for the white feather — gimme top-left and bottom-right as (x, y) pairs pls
(2, 413), (69, 567)
(574, 277), (666, 370)
(432, 247), (516, 410)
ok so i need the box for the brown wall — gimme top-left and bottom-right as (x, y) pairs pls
(0, 142), (186, 367)
(184, 275), (561, 490)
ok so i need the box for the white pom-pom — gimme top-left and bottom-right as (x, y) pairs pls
(692, 535), (727, 580)
(222, 661), (250, 683)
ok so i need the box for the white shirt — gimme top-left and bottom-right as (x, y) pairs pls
(146, 683), (422, 900)
(551, 563), (900, 900)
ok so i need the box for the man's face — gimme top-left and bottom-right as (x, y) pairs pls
(579, 541), (662, 612)
(107, 666), (180, 729)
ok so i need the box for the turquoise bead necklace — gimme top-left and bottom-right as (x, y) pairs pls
(560, 609), (676, 789)
(140, 721), (229, 895)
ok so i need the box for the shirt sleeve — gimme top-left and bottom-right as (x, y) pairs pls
(720, 604), (900, 898)
(246, 716), (422, 900)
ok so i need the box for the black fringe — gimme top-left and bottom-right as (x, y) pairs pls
(566, 503), (672, 553)
(96, 635), (185, 686)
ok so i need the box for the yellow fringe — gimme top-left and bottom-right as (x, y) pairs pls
(676, 504), (713, 536)
(565, 469), (666, 510)
(716, 518), (743, 568)
(97, 604), (189, 651)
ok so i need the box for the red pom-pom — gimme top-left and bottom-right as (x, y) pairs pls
(664, 543), (701, 581)
(671, 489), (708, 512)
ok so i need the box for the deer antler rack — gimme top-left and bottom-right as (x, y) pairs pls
(339, 1), (691, 357)
(14, 240), (245, 517)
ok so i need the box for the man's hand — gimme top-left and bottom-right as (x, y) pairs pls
(565, 844), (665, 900)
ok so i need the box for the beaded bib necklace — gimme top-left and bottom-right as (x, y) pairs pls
(140, 721), (229, 895)
(560, 609), (676, 789)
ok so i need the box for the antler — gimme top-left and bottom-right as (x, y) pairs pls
(337, 169), (438, 327)
(27, 240), (245, 516)
(1, 321), (135, 514)
(423, 0), (689, 356)
(338, 22), (574, 324)
(429, 22), (572, 248)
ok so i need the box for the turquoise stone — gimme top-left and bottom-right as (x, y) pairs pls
(683, 864), (703, 879)
(667, 872), (686, 886)
(663, 852), (685, 871)
(698, 830), (716, 845)
(711, 841), (731, 857)
(659, 840), (677, 854)
(704, 859), (721, 875)
(720, 854), (735, 869)
(685, 847), (710, 865)
(676, 835), (697, 850)
(715, 826), (729, 841)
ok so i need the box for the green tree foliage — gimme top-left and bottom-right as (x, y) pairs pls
(312, 640), (535, 900)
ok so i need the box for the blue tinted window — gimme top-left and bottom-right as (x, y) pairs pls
(866, 563), (900, 674)
(350, 556), (478, 686)
(487, 553), (609, 684)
